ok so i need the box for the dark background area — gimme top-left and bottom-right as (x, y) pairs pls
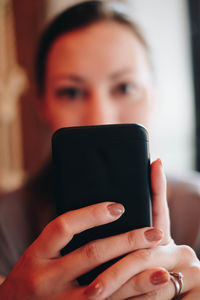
(188, 0), (200, 171)
(13, 0), (50, 175)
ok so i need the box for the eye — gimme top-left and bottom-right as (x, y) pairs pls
(113, 82), (135, 96)
(55, 87), (86, 100)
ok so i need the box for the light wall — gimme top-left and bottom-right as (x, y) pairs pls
(127, 0), (195, 173)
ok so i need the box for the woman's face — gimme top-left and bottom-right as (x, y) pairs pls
(40, 20), (155, 132)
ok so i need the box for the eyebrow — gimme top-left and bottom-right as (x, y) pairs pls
(53, 75), (86, 83)
(53, 68), (134, 82)
(109, 68), (134, 80)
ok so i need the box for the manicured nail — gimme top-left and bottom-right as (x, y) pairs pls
(84, 282), (103, 299)
(150, 270), (169, 285)
(157, 158), (162, 166)
(107, 203), (125, 217)
(144, 228), (163, 242)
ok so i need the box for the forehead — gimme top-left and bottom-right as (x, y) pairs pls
(46, 20), (150, 79)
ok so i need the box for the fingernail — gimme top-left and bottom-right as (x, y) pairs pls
(107, 203), (125, 217)
(84, 281), (103, 299)
(150, 270), (169, 285)
(144, 228), (163, 242)
(157, 158), (162, 166)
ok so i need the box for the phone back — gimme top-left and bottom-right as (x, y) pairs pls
(52, 123), (152, 284)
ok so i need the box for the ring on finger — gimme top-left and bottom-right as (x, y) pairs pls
(169, 272), (184, 297)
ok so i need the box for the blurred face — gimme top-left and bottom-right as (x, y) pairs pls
(40, 20), (155, 133)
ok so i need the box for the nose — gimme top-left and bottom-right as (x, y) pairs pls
(83, 90), (118, 126)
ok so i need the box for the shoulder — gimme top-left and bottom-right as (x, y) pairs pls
(0, 163), (54, 233)
(0, 186), (27, 218)
(167, 171), (200, 202)
(0, 162), (53, 206)
(0, 164), (53, 276)
(0, 186), (31, 276)
(166, 171), (200, 253)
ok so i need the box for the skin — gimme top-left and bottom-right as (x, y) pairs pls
(39, 21), (154, 130)
(0, 20), (200, 299)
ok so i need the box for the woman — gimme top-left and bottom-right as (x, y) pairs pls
(0, 1), (200, 299)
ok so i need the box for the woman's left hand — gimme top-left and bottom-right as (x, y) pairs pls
(105, 239), (200, 299)
(84, 159), (200, 299)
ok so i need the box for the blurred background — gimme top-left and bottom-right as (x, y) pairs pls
(0, 0), (199, 192)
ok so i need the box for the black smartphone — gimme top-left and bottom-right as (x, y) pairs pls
(52, 123), (152, 285)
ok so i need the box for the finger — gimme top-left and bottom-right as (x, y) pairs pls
(129, 265), (200, 300)
(55, 227), (163, 280)
(107, 268), (170, 300)
(31, 202), (125, 258)
(84, 243), (181, 300)
(52, 286), (86, 300)
(0, 275), (5, 285)
(151, 159), (170, 243)
(179, 289), (200, 300)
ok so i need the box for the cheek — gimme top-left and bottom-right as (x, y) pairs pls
(119, 101), (151, 128)
(44, 101), (83, 132)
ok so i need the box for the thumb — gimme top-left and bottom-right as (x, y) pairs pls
(151, 159), (170, 244)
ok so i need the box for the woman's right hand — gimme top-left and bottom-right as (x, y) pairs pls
(0, 202), (163, 299)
